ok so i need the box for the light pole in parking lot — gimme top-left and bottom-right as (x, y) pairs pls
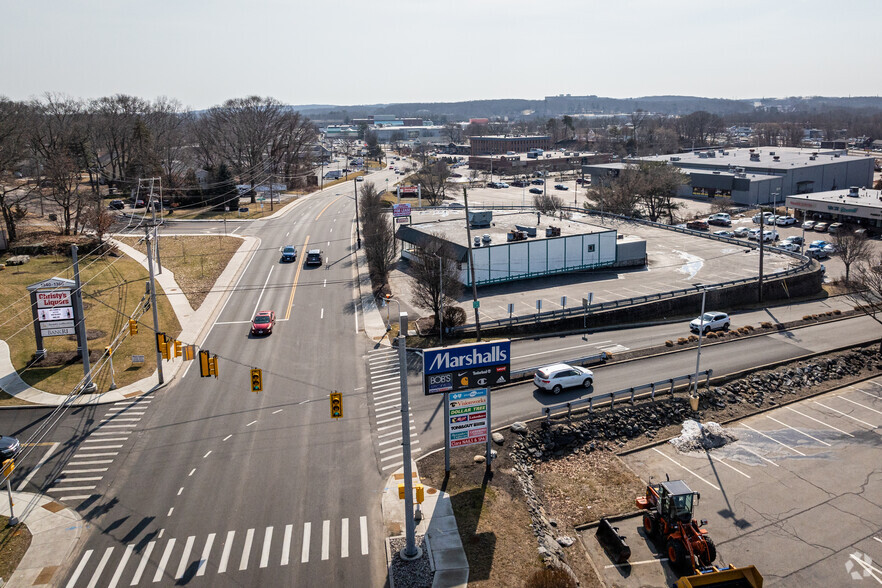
(692, 287), (712, 398)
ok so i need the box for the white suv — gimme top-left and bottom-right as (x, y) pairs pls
(690, 312), (730, 334)
(533, 363), (594, 395)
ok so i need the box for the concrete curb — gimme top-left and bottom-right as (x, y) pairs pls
(0, 491), (84, 587)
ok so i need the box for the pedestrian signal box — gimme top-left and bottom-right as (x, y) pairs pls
(330, 392), (343, 419)
(250, 368), (263, 393)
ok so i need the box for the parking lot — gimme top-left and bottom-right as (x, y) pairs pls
(586, 377), (882, 587)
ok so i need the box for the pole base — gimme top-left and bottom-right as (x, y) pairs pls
(398, 546), (423, 561)
(109, 383), (117, 390)
(8, 517), (18, 526)
(82, 383), (98, 394)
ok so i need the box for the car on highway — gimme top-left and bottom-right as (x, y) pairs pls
(0, 435), (20, 460)
(251, 310), (275, 336)
(802, 220), (816, 230)
(529, 187), (543, 195)
(447, 202), (464, 208)
(713, 230), (734, 237)
(356, 175), (364, 182)
(280, 246), (297, 262)
(690, 312), (730, 334)
(533, 363), (594, 394)
(306, 249), (323, 265)
(733, 226), (750, 237)
(554, 184), (569, 191)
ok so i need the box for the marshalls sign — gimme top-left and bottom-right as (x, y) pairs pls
(423, 340), (511, 395)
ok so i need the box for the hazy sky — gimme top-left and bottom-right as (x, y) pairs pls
(2, 0), (879, 110)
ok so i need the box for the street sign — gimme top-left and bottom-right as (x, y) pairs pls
(447, 388), (488, 448)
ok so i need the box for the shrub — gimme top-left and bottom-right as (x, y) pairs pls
(688, 334), (699, 342)
(825, 310), (834, 316)
(443, 306), (467, 327)
(605, 353), (614, 361)
(803, 315), (813, 320)
(665, 340), (674, 347)
(744, 325), (755, 331)
(706, 331), (717, 339)
(833, 309), (842, 315)
(812, 314), (820, 319)
(677, 337), (688, 345)
(760, 321), (773, 329)
(738, 326), (750, 334)
(728, 330), (740, 337)
(525, 568), (578, 588)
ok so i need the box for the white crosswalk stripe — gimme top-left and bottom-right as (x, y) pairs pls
(367, 349), (420, 471)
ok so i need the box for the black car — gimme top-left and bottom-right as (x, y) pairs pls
(529, 187), (543, 195)
(281, 245), (297, 262)
(531, 179), (545, 185)
(306, 249), (323, 266)
(108, 199), (125, 210)
(0, 436), (20, 460)
(554, 184), (569, 191)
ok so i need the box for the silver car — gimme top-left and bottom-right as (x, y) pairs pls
(533, 363), (594, 395)
(690, 312), (730, 334)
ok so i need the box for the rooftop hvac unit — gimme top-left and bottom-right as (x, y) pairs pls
(514, 225), (537, 237)
(670, 156), (681, 161)
(769, 151), (776, 156)
(507, 230), (526, 242)
(545, 226), (561, 237)
(848, 186), (860, 197)
(809, 155), (817, 160)
(773, 156), (780, 161)
(468, 210), (492, 228)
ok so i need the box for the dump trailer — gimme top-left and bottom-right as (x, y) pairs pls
(675, 564), (763, 588)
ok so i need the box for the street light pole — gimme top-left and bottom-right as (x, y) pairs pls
(353, 178), (361, 249)
(693, 288), (707, 397)
(397, 311), (421, 561)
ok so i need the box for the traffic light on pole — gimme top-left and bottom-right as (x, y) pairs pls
(199, 350), (210, 377)
(250, 368), (263, 393)
(330, 391), (343, 419)
(209, 354), (218, 378)
(156, 332), (169, 359)
(129, 319), (138, 336)
(174, 340), (182, 358)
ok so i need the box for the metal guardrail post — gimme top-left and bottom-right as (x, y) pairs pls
(589, 396), (594, 413)
(629, 387), (635, 405)
(566, 402), (572, 419)
(545, 407), (551, 422)
(650, 382), (655, 401)
(705, 369), (712, 389)
(669, 378), (675, 396)
(609, 393), (615, 410)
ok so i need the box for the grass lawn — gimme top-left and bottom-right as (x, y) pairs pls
(116, 235), (242, 310)
(0, 250), (180, 402)
(170, 194), (303, 220)
(0, 516), (31, 581)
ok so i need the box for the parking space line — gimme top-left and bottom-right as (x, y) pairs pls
(784, 406), (854, 437)
(651, 448), (720, 491)
(814, 401), (877, 429)
(766, 416), (831, 447)
(848, 552), (882, 583)
(836, 395), (882, 416)
(738, 446), (779, 467)
(742, 423), (806, 456)
(605, 557), (668, 569)
(708, 454), (751, 478)
(853, 388), (882, 400)
(874, 536), (882, 544)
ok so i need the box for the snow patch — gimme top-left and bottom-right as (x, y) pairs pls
(669, 419), (737, 452)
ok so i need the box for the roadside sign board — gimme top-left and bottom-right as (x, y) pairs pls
(447, 388), (488, 448)
(35, 290), (72, 308)
(423, 340), (510, 395)
(399, 186), (418, 194)
(392, 203), (411, 218)
(37, 307), (74, 321)
(40, 323), (76, 337)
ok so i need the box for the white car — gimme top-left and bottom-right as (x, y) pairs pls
(533, 363), (594, 395)
(802, 220), (816, 230)
(713, 230), (734, 237)
(777, 242), (799, 252)
(806, 247), (829, 259)
(733, 226), (750, 237)
(776, 216), (797, 226)
(690, 312), (730, 334)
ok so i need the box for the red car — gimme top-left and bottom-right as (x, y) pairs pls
(251, 310), (275, 336)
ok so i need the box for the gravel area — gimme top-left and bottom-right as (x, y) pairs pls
(389, 535), (432, 588)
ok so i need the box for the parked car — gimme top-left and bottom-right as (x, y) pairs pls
(690, 312), (730, 334)
(356, 175), (364, 182)
(0, 436), (21, 460)
(784, 236), (804, 245)
(707, 214), (731, 226)
(531, 179), (545, 185)
(802, 220), (816, 230)
(511, 180), (529, 188)
(280, 245), (297, 262)
(806, 247), (829, 259)
(498, 182), (510, 188)
(108, 199), (125, 210)
(777, 242), (800, 252)
(748, 228), (761, 240)
(686, 220), (709, 230)
(776, 216), (797, 226)
(554, 184), (568, 191)
(713, 230), (734, 237)
(251, 310), (276, 336)
(533, 363), (594, 395)
(529, 187), (543, 195)
(761, 229), (779, 242)
(814, 222), (829, 232)
(733, 226), (751, 237)
(305, 249), (323, 266)
(827, 222), (844, 233)
(752, 212), (774, 224)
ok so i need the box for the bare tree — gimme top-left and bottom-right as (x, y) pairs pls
(408, 241), (463, 331)
(0, 98), (33, 242)
(411, 160), (451, 206)
(532, 193), (563, 214)
(636, 162), (686, 223)
(833, 229), (873, 283)
(847, 252), (882, 352)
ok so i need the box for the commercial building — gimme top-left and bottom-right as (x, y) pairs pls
(351, 115), (433, 127)
(469, 135), (552, 156)
(786, 186), (882, 229)
(583, 147), (875, 206)
(370, 125), (445, 143)
(469, 151), (611, 174)
(395, 210), (645, 287)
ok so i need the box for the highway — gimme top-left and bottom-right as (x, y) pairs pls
(0, 164), (878, 586)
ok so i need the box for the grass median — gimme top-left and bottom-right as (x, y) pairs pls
(115, 235), (242, 310)
(0, 250), (180, 403)
(0, 517), (31, 581)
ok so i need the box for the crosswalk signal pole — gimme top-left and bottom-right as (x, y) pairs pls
(4, 459), (16, 526)
(145, 227), (164, 385)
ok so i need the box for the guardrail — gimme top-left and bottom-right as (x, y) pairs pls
(510, 352), (607, 381)
(423, 205), (814, 333)
(540, 369), (713, 420)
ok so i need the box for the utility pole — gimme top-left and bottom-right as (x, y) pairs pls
(71, 245), (96, 393)
(693, 288), (707, 396)
(397, 311), (421, 561)
(353, 178), (361, 249)
(758, 210), (765, 304)
(145, 226), (164, 385)
(462, 187), (481, 341)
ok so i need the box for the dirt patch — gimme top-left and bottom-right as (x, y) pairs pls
(0, 517), (32, 581)
(534, 447), (645, 528)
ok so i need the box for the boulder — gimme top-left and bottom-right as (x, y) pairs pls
(6, 255), (30, 266)
(557, 536), (575, 547)
(473, 455), (485, 464)
(492, 432), (505, 445)
(510, 422), (529, 435)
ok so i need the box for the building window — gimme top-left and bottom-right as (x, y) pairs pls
(796, 181), (814, 194)
(586, 244), (595, 252)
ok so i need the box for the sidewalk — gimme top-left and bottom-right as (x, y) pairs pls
(0, 235), (261, 407)
(382, 461), (469, 588)
(0, 491), (84, 587)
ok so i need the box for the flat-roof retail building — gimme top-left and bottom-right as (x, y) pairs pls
(583, 147), (875, 206)
(786, 186), (882, 228)
(470, 135), (552, 156)
(395, 211), (645, 287)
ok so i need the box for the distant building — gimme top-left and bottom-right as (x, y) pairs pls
(786, 186), (882, 229)
(370, 125), (444, 143)
(469, 135), (552, 156)
(469, 151), (611, 174)
(583, 147), (875, 206)
(351, 115), (432, 127)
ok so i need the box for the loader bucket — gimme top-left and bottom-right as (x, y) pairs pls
(675, 565), (763, 588)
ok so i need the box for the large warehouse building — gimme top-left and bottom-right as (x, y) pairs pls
(583, 147), (875, 206)
(395, 211), (645, 287)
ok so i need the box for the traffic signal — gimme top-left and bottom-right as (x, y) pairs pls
(250, 368), (263, 393)
(209, 354), (218, 378)
(330, 391), (343, 419)
(105, 345), (113, 357)
(129, 319), (138, 335)
(156, 332), (169, 359)
(199, 350), (211, 377)
(174, 340), (183, 358)
(182, 344), (195, 361)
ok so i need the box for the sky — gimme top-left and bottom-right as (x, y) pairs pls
(2, 0), (879, 111)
